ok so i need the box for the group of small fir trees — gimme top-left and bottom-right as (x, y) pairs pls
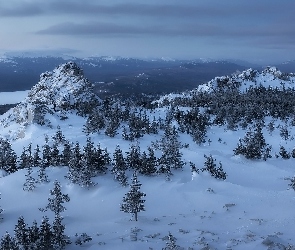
(1, 180), (72, 250)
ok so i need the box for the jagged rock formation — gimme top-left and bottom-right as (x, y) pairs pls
(0, 62), (100, 138)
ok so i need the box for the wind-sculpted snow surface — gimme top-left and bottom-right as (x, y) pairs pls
(0, 62), (100, 139)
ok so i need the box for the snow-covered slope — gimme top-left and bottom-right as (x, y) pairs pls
(155, 66), (295, 106)
(199, 66), (295, 92)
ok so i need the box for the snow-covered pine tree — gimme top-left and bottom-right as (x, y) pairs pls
(61, 141), (72, 166)
(82, 137), (97, 176)
(45, 180), (70, 216)
(67, 142), (82, 184)
(28, 220), (40, 249)
(280, 124), (290, 141)
(104, 115), (120, 137)
(233, 123), (271, 160)
(163, 232), (181, 250)
(0, 232), (18, 250)
(42, 139), (52, 168)
(126, 144), (142, 171)
(52, 215), (71, 250)
(139, 147), (157, 176)
(39, 216), (54, 250)
(14, 216), (29, 249)
(120, 172), (146, 221)
(159, 125), (184, 170)
(79, 157), (96, 188)
(19, 144), (33, 170)
(148, 116), (159, 134)
(83, 108), (105, 135)
(279, 145), (290, 159)
(51, 143), (61, 166)
(112, 145), (128, 185)
(36, 144), (49, 183)
(37, 164), (50, 184)
(91, 144), (109, 175)
(23, 145), (36, 191)
(33, 145), (42, 167)
(203, 154), (227, 180)
(52, 125), (66, 145)
(23, 164), (36, 191)
(0, 138), (17, 174)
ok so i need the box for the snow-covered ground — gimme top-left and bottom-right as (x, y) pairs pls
(0, 111), (294, 249)
(1, 63), (295, 249)
(0, 90), (29, 105)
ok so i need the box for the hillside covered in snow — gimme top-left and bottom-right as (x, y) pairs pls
(0, 63), (295, 249)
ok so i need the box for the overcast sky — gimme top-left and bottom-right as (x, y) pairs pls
(0, 0), (294, 63)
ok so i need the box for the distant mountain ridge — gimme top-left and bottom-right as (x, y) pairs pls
(0, 56), (260, 97)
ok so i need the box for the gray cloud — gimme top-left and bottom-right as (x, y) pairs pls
(36, 21), (295, 41)
(1, 0), (294, 63)
(0, 0), (294, 20)
(0, 3), (44, 17)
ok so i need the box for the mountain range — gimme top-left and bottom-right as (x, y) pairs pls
(0, 56), (263, 97)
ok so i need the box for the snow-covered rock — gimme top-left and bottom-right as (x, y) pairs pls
(0, 62), (100, 138)
(154, 67), (295, 106)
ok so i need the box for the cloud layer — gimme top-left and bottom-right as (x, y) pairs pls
(0, 0), (294, 63)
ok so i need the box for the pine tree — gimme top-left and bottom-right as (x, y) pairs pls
(104, 115), (120, 137)
(67, 142), (82, 184)
(61, 141), (72, 166)
(52, 126), (65, 144)
(0, 232), (19, 250)
(45, 180), (70, 216)
(279, 146), (290, 159)
(280, 124), (290, 141)
(163, 232), (181, 250)
(126, 144), (142, 171)
(28, 220), (40, 250)
(0, 138), (17, 174)
(139, 148), (157, 176)
(79, 157), (96, 188)
(83, 108), (105, 135)
(52, 215), (71, 250)
(42, 140), (52, 168)
(39, 216), (53, 250)
(14, 216), (29, 249)
(19, 144), (33, 170)
(42, 182), (70, 249)
(158, 125), (184, 171)
(23, 164), (36, 191)
(37, 164), (50, 184)
(51, 143), (60, 166)
(91, 144), (109, 175)
(112, 145), (127, 185)
(82, 137), (98, 177)
(33, 145), (42, 167)
(233, 123), (270, 160)
(203, 154), (227, 180)
(120, 172), (146, 221)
